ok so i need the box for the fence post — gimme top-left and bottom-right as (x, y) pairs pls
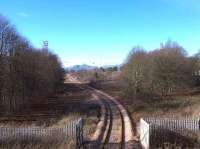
(76, 125), (78, 149)
(140, 118), (149, 149)
(76, 118), (83, 149)
(80, 118), (83, 145)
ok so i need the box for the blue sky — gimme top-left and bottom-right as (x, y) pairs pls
(1, 0), (200, 67)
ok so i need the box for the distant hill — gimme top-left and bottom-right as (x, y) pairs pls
(65, 64), (121, 72)
(66, 64), (97, 72)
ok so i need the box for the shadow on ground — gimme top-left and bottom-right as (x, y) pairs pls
(83, 140), (142, 149)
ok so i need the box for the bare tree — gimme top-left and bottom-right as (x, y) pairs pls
(122, 40), (198, 101)
(0, 15), (64, 114)
(122, 47), (150, 97)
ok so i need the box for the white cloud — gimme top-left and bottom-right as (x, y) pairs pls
(18, 12), (29, 18)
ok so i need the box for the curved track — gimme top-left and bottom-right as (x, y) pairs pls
(87, 86), (137, 149)
(65, 74), (139, 148)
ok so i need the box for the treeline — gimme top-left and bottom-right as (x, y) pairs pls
(0, 15), (64, 113)
(122, 40), (200, 99)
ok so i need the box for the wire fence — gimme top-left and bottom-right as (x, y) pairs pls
(144, 117), (199, 132)
(0, 118), (83, 149)
(140, 117), (200, 149)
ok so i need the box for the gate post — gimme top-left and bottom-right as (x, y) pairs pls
(80, 118), (83, 145)
(76, 118), (83, 149)
(140, 118), (150, 149)
(76, 124), (79, 149)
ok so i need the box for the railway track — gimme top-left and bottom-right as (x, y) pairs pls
(87, 86), (138, 149)
(65, 74), (140, 148)
(101, 95), (123, 149)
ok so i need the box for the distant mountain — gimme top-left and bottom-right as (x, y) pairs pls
(101, 64), (121, 69)
(66, 64), (97, 72)
(65, 64), (122, 72)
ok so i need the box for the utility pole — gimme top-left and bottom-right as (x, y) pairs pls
(42, 41), (49, 55)
(160, 42), (164, 49)
(43, 41), (48, 50)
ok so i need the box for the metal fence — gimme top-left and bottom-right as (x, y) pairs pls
(0, 118), (83, 149)
(140, 117), (200, 149)
(144, 117), (199, 132)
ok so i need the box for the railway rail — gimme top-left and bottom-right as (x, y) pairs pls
(65, 74), (140, 148)
(87, 86), (138, 149)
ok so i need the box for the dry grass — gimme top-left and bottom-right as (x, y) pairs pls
(129, 94), (200, 121)
(0, 136), (75, 149)
(0, 83), (100, 149)
(84, 114), (100, 141)
(150, 128), (200, 149)
(0, 83), (97, 126)
(91, 80), (200, 120)
(91, 80), (200, 148)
